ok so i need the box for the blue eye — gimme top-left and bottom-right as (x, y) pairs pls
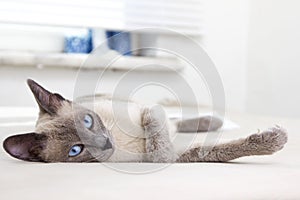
(69, 145), (83, 157)
(84, 114), (93, 129)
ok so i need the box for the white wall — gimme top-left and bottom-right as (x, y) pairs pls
(201, 0), (300, 117)
(201, 0), (249, 111)
(246, 0), (300, 118)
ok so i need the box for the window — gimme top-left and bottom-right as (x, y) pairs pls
(0, 0), (203, 71)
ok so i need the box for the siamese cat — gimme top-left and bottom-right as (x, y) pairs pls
(3, 79), (287, 163)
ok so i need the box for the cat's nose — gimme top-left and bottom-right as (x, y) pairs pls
(102, 138), (112, 150)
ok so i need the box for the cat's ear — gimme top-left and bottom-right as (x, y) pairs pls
(3, 133), (48, 162)
(27, 79), (67, 115)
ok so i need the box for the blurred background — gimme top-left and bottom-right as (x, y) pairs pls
(0, 0), (299, 118)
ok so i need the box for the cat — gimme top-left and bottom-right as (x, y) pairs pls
(3, 79), (288, 163)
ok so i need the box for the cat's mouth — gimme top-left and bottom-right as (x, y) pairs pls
(86, 149), (114, 162)
(84, 138), (114, 162)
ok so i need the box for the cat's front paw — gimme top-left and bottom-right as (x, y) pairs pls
(246, 125), (288, 155)
(141, 107), (153, 128)
(142, 106), (167, 127)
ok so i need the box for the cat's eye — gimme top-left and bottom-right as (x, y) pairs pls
(84, 114), (93, 129)
(69, 145), (83, 157)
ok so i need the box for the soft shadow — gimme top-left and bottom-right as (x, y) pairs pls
(214, 161), (276, 166)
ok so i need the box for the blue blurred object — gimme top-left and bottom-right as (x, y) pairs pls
(106, 31), (131, 56)
(64, 29), (93, 53)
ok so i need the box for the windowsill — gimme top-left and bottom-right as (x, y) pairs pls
(0, 51), (185, 72)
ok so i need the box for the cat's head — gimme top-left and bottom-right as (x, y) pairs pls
(3, 79), (114, 162)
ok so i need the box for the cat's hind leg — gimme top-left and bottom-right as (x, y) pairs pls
(177, 125), (288, 162)
(175, 115), (223, 133)
(142, 105), (178, 163)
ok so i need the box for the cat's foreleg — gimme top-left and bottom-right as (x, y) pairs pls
(177, 126), (287, 162)
(142, 105), (178, 163)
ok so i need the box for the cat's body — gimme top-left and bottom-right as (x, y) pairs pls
(77, 95), (188, 162)
(3, 80), (288, 163)
(85, 97), (149, 162)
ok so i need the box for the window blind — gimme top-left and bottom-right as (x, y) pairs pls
(0, 0), (203, 35)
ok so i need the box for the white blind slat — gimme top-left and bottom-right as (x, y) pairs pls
(0, 0), (203, 35)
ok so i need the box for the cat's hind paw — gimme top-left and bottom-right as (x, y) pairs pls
(246, 125), (288, 155)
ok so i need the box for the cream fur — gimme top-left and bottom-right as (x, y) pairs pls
(81, 98), (177, 162)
